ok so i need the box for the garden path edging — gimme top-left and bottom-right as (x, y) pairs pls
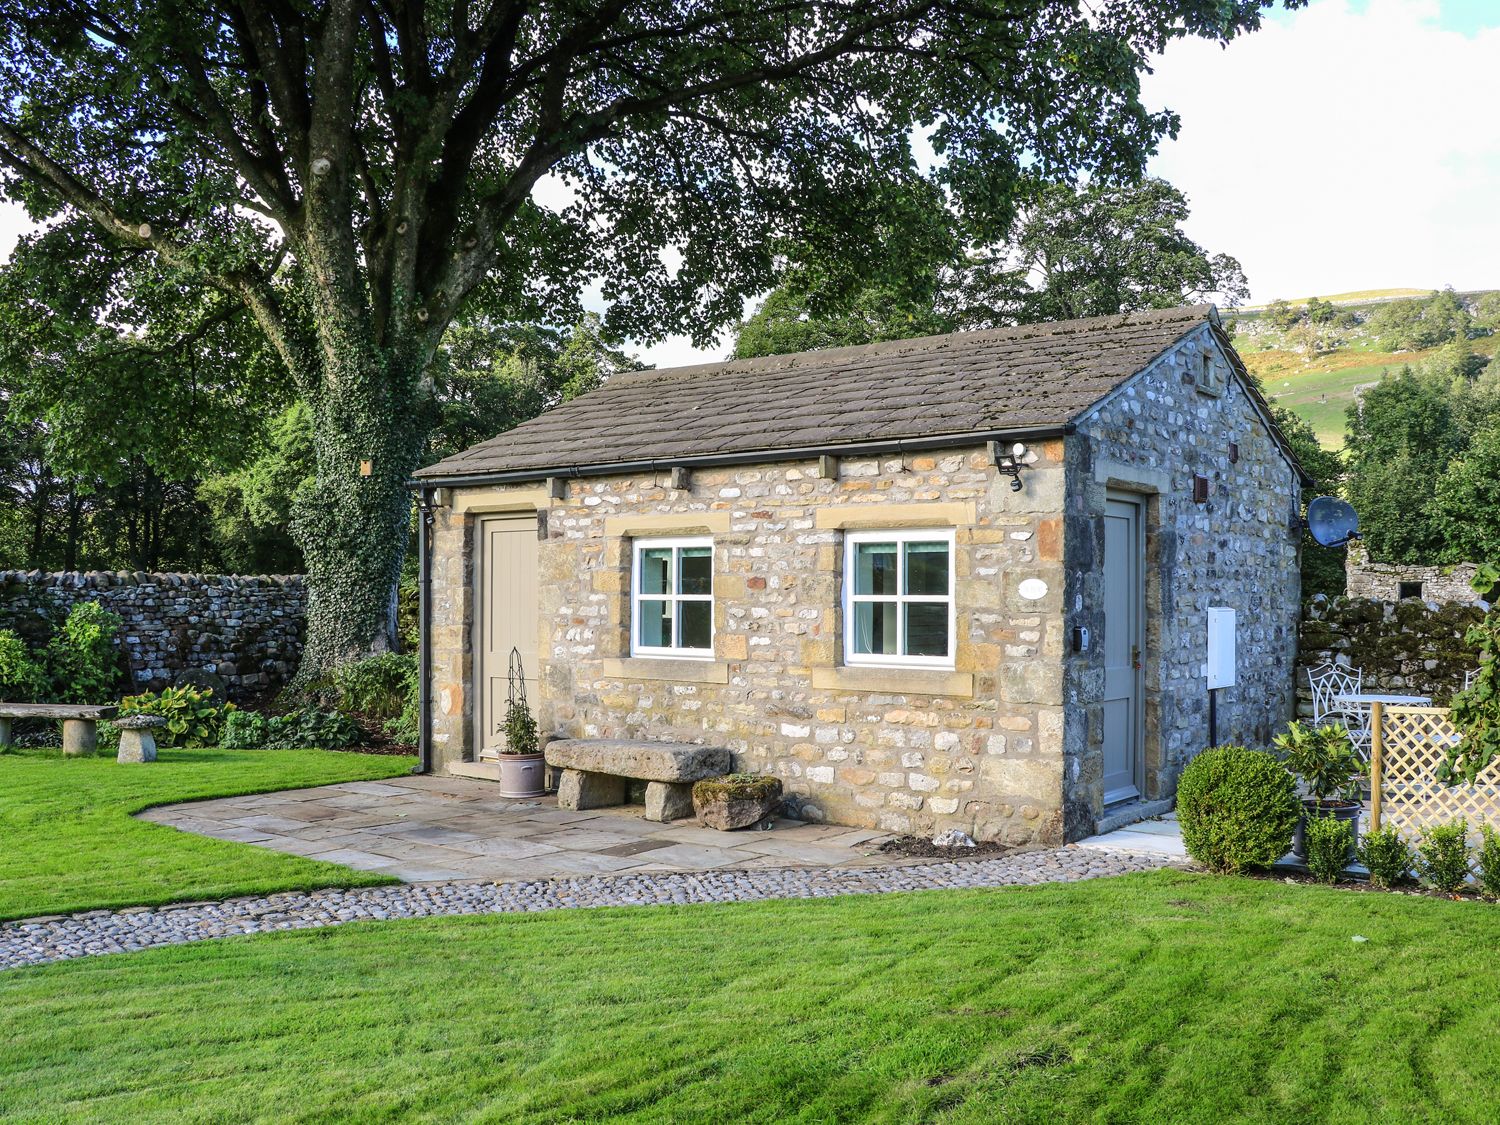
(1, 846), (1177, 971)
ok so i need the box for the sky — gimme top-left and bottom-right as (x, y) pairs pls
(1, 0), (1494, 370)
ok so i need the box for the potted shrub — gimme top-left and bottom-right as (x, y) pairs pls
(1273, 721), (1365, 861)
(498, 694), (546, 798)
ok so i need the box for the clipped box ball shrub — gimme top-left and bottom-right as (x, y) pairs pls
(1358, 826), (1413, 889)
(1177, 745), (1300, 874)
(1304, 814), (1353, 884)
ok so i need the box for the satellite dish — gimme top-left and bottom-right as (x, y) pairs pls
(1307, 496), (1361, 548)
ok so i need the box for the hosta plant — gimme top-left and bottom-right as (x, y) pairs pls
(119, 686), (236, 748)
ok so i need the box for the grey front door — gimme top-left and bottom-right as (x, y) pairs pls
(474, 514), (540, 756)
(1102, 495), (1144, 805)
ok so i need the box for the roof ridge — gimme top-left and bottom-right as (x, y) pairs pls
(612, 304), (1215, 383)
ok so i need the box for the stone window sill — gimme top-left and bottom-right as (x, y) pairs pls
(810, 665), (974, 698)
(600, 657), (731, 684)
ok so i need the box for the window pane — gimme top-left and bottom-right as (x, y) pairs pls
(905, 541), (949, 595)
(854, 542), (898, 596)
(679, 546), (712, 596)
(639, 600), (671, 648)
(639, 547), (672, 595)
(852, 600), (898, 655)
(905, 602), (949, 657)
(679, 600), (712, 650)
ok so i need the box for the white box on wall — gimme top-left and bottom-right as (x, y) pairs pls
(1204, 607), (1237, 689)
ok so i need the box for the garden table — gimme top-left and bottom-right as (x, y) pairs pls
(1333, 693), (1432, 709)
(1331, 693), (1434, 761)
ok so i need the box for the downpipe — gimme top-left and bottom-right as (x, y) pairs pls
(415, 487), (435, 775)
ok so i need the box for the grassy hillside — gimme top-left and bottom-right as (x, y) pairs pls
(1227, 290), (1498, 449)
(1237, 287), (1430, 310)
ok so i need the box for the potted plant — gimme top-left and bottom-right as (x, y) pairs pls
(497, 649), (546, 798)
(1273, 720), (1366, 861)
(497, 695), (546, 796)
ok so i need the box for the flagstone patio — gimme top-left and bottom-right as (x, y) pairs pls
(138, 773), (907, 882)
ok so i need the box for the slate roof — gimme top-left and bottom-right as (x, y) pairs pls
(416, 304), (1233, 482)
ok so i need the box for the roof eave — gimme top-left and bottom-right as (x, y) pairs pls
(408, 423), (1075, 490)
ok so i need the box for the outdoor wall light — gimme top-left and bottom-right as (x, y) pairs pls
(991, 440), (1030, 492)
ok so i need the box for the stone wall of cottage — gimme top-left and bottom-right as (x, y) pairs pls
(1344, 543), (1487, 606)
(1064, 324), (1302, 836)
(428, 445), (1073, 846)
(0, 570), (306, 699)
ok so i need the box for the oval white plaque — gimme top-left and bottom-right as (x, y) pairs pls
(1017, 578), (1048, 600)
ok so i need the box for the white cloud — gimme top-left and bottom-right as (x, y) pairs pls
(634, 331), (734, 370)
(0, 200), (34, 261)
(1142, 0), (1500, 301)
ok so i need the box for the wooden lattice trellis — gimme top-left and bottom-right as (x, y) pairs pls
(1372, 703), (1500, 844)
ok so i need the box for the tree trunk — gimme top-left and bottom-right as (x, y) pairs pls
(289, 335), (428, 687)
(63, 487), (82, 571)
(27, 468), (50, 566)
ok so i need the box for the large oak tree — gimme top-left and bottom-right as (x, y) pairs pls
(0, 0), (1289, 679)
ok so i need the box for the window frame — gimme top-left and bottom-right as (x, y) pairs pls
(842, 528), (957, 669)
(630, 536), (716, 659)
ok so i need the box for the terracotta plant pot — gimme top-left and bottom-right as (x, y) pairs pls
(498, 752), (547, 798)
(1291, 798), (1362, 862)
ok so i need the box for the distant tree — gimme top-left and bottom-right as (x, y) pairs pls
(1368, 290), (1471, 351)
(1304, 296), (1337, 324)
(1271, 406), (1345, 598)
(1432, 418), (1500, 563)
(1473, 291), (1500, 333)
(1344, 369), (1463, 563)
(734, 281), (953, 359)
(735, 175), (1248, 356)
(426, 315), (639, 463)
(997, 178), (1250, 323)
(1265, 298), (1299, 331)
(199, 403), (316, 575)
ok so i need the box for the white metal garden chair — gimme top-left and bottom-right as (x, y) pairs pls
(1306, 662), (1371, 759)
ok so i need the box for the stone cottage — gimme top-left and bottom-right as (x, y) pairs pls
(412, 305), (1307, 844)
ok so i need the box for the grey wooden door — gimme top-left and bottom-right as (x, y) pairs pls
(1102, 495), (1144, 805)
(474, 514), (540, 756)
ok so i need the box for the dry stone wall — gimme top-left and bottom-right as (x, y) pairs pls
(0, 571), (306, 700)
(1297, 595), (1482, 714)
(1344, 544), (1487, 606)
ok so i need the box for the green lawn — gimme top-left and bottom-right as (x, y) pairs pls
(0, 746), (415, 921)
(5, 871), (1500, 1122)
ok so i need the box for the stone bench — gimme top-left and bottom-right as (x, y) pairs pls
(544, 739), (732, 822)
(0, 703), (120, 757)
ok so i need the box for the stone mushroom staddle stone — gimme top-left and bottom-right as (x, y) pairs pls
(116, 714), (167, 763)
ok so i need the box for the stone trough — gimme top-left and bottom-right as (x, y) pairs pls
(544, 738), (732, 822)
